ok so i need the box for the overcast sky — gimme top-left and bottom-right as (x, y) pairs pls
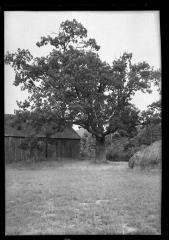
(5, 11), (161, 116)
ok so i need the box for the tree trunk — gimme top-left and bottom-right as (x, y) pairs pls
(45, 139), (48, 159)
(150, 124), (153, 144)
(95, 136), (106, 162)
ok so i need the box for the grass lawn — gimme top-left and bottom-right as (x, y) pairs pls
(5, 160), (161, 235)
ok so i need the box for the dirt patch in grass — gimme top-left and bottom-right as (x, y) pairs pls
(5, 160), (161, 235)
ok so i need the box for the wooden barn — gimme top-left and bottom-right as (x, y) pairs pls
(5, 114), (81, 163)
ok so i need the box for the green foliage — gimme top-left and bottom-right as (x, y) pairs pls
(137, 124), (161, 145)
(124, 123), (161, 149)
(106, 121), (161, 163)
(106, 137), (129, 161)
(80, 131), (95, 159)
(140, 100), (161, 127)
(106, 148), (128, 162)
(12, 108), (67, 138)
(18, 136), (46, 161)
(4, 19), (161, 160)
(123, 122), (161, 163)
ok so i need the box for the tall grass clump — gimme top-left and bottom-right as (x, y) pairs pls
(128, 140), (161, 169)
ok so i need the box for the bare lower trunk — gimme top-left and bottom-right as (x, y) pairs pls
(95, 136), (106, 162)
(45, 139), (48, 159)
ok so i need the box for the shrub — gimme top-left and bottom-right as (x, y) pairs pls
(106, 148), (130, 162)
(123, 124), (161, 161)
(124, 144), (148, 161)
(80, 131), (95, 159)
(106, 137), (129, 161)
(18, 137), (46, 162)
(136, 123), (161, 146)
(106, 148), (119, 161)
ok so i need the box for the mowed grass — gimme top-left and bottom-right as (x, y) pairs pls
(5, 160), (161, 235)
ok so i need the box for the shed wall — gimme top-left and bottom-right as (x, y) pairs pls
(5, 137), (29, 162)
(5, 136), (80, 163)
(55, 139), (80, 159)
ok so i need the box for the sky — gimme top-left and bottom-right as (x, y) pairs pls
(4, 11), (161, 117)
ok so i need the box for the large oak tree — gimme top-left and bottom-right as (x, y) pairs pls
(5, 19), (161, 161)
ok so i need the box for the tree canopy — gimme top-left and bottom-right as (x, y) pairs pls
(5, 19), (161, 160)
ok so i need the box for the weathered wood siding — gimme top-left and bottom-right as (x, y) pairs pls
(5, 136), (80, 163)
(55, 139), (80, 159)
(5, 137), (29, 162)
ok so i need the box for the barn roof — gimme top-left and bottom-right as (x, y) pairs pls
(4, 114), (80, 139)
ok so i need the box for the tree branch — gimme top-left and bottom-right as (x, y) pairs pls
(73, 120), (101, 137)
(103, 127), (118, 136)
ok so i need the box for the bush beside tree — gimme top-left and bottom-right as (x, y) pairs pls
(80, 131), (95, 159)
(106, 136), (129, 161)
(80, 122), (161, 162)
